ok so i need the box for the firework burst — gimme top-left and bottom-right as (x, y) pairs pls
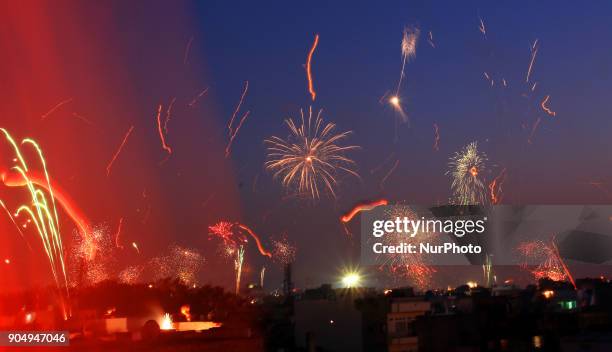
(518, 238), (575, 288)
(271, 234), (296, 265)
(265, 107), (359, 199)
(447, 142), (488, 205)
(70, 224), (116, 286)
(149, 245), (205, 285)
(372, 205), (437, 291)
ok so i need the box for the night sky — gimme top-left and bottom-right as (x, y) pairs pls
(1, 1), (612, 292)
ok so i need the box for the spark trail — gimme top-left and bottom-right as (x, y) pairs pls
(380, 159), (399, 190)
(184, 36), (194, 65)
(41, 98), (73, 119)
(305, 34), (319, 101)
(526, 39), (539, 83)
(225, 81), (250, 157)
(163, 97), (177, 134)
(188, 87), (209, 108)
(156, 104), (172, 154)
(106, 125), (134, 176)
(528, 117), (542, 144)
(478, 17), (486, 37)
(488, 168), (507, 204)
(340, 199), (388, 223)
(114, 217), (124, 249)
(541, 95), (556, 117)
(433, 123), (440, 151)
(237, 224), (272, 258)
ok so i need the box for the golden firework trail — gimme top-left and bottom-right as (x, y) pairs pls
(447, 141), (488, 205)
(265, 107), (359, 199)
(234, 245), (245, 294)
(0, 128), (69, 317)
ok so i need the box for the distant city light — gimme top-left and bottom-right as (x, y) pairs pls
(341, 270), (362, 288)
(467, 281), (478, 289)
(542, 290), (554, 299)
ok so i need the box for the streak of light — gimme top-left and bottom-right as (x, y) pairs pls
(114, 217), (124, 249)
(225, 81), (250, 157)
(305, 34), (319, 101)
(526, 39), (539, 83)
(237, 224), (272, 258)
(427, 31), (435, 48)
(478, 17), (486, 37)
(488, 168), (507, 204)
(433, 123), (440, 151)
(340, 199), (389, 223)
(527, 117), (541, 144)
(164, 97), (177, 134)
(225, 111), (250, 157)
(106, 125), (134, 176)
(71, 112), (94, 125)
(156, 104), (172, 154)
(132, 242), (140, 254)
(183, 36), (194, 65)
(370, 152), (395, 175)
(41, 98), (73, 119)
(541, 95), (556, 117)
(380, 159), (399, 190)
(188, 87), (209, 108)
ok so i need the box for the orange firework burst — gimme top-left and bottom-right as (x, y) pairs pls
(265, 107), (359, 199)
(305, 34), (319, 101)
(340, 199), (388, 223)
(518, 238), (575, 288)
